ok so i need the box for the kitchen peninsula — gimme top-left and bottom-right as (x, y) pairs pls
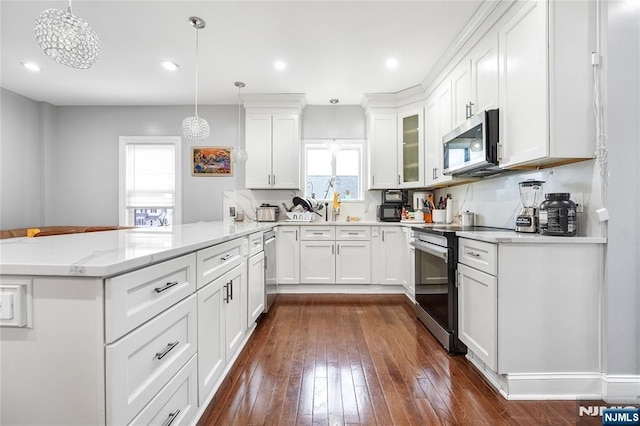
(0, 222), (273, 426)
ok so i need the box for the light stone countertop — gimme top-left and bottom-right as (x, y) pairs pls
(456, 230), (607, 244)
(0, 221), (274, 278)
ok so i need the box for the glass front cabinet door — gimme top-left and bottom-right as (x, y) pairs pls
(398, 108), (424, 188)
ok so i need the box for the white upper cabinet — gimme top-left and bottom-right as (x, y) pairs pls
(397, 108), (424, 188)
(243, 94), (306, 189)
(425, 79), (453, 187)
(451, 32), (499, 131)
(498, 0), (595, 169)
(245, 113), (300, 189)
(451, 59), (472, 129)
(367, 112), (398, 189)
(471, 34), (500, 116)
(498, 1), (548, 168)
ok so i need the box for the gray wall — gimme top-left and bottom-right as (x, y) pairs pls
(0, 89), (244, 228)
(605, 1), (640, 378)
(0, 89), (44, 229)
(302, 105), (365, 139)
(53, 105), (242, 225)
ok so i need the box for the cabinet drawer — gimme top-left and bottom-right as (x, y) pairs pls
(248, 231), (264, 257)
(105, 254), (196, 343)
(197, 239), (243, 289)
(336, 226), (370, 241)
(129, 355), (198, 426)
(458, 238), (497, 275)
(106, 295), (197, 426)
(300, 226), (335, 240)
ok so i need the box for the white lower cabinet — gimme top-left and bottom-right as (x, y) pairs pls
(129, 355), (198, 426)
(223, 264), (246, 363)
(247, 251), (265, 325)
(299, 226), (370, 285)
(106, 295), (198, 426)
(335, 241), (371, 284)
(277, 226), (300, 284)
(196, 274), (225, 405)
(457, 262), (497, 371)
(300, 240), (336, 284)
(379, 227), (403, 285)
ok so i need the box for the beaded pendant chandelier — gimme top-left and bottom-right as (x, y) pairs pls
(34, 0), (100, 69)
(182, 17), (210, 141)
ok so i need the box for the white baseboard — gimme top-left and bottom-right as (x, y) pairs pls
(467, 351), (640, 402)
(276, 284), (407, 294)
(603, 375), (640, 404)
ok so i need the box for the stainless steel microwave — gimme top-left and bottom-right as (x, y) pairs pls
(442, 109), (500, 177)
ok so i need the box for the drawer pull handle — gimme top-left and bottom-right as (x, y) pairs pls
(154, 281), (179, 293)
(348, 232), (358, 235)
(312, 232), (324, 235)
(162, 409), (181, 426)
(467, 251), (481, 257)
(156, 341), (179, 360)
(220, 254), (233, 261)
(254, 241), (261, 245)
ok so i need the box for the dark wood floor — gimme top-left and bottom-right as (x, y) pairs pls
(199, 294), (601, 425)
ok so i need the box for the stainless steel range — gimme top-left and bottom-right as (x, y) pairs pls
(411, 225), (504, 354)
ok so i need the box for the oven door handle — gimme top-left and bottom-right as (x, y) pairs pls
(411, 240), (449, 263)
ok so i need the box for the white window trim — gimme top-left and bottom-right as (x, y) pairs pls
(302, 139), (366, 202)
(118, 136), (182, 226)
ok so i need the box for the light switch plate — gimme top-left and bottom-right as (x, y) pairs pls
(0, 279), (32, 328)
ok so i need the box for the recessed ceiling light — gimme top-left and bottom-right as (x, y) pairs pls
(274, 61), (287, 71)
(161, 61), (179, 71)
(386, 58), (398, 69)
(20, 62), (41, 72)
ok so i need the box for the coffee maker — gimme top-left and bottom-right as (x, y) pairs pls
(515, 180), (544, 233)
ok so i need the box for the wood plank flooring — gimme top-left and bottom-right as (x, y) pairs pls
(199, 294), (602, 425)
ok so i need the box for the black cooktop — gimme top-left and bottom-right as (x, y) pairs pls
(411, 225), (510, 236)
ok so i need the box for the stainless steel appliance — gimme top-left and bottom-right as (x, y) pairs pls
(411, 225), (506, 354)
(378, 204), (402, 222)
(256, 204), (279, 222)
(263, 229), (277, 312)
(382, 189), (404, 204)
(515, 180), (545, 233)
(442, 109), (500, 177)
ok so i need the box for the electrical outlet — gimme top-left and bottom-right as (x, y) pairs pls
(571, 192), (584, 213)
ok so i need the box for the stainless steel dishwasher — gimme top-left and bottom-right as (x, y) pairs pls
(263, 229), (277, 312)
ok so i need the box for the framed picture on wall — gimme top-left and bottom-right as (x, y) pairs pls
(192, 147), (233, 176)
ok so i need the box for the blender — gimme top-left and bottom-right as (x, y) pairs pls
(515, 180), (545, 233)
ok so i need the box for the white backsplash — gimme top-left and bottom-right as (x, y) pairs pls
(430, 160), (604, 236)
(222, 189), (382, 223)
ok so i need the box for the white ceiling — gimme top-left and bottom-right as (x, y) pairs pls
(0, 1), (482, 106)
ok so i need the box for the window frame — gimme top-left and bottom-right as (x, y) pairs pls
(302, 139), (365, 202)
(118, 136), (182, 227)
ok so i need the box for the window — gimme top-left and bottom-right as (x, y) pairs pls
(119, 136), (181, 227)
(304, 140), (363, 201)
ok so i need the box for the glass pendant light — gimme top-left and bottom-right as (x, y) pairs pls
(327, 99), (342, 154)
(182, 17), (210, 141)
(34, 0), (100, 69)
(232, 81), (249, 163)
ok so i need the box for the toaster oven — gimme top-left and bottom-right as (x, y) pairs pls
(378, 204), (402, 222)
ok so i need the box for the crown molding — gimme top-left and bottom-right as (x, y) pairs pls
(240, 93), (307, 111)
